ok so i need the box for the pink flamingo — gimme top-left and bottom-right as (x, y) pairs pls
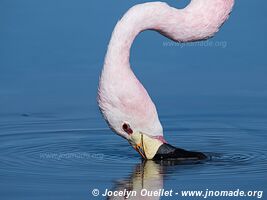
(98, 0), (234, 160)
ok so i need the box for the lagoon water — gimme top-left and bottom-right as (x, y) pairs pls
(0, 0), (267, 199)
(0, 104), (266, 199)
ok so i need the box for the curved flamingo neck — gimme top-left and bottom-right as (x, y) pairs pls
(104, 2), (174, 68)
(98, 0), (234, 139)
(103, 0), (234, 69)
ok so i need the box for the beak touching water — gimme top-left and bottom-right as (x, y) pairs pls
(134, 143), (146, 159)
(129, 132), (207, 161)
(129, 132), (163, 160)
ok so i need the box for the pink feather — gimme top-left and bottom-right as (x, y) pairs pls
(98, 0), (234, 140)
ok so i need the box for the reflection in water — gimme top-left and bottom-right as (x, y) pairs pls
(108, 160), (163, 200)
(107, 159), (204, 200)
(0, 116), (266, 199)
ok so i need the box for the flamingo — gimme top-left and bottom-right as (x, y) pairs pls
(98, 0), (234, 160)
(108, 161), (163, 200)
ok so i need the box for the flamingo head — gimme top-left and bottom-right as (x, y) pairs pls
(97, 68), (165, 159)
(98, 71), (207, 160)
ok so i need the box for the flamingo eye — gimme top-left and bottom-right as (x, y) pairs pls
(122, 123), (133, 134)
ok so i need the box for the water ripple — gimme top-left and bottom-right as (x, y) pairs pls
(0, 116), (266, 182)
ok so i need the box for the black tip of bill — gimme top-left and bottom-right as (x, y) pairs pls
(153, 143), (207, 161)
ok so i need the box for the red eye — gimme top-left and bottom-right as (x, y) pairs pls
(122, 123), (133, 134)
(122, 123), (129, 131)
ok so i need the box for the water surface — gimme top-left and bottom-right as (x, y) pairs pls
(1, 0), (267, 199)
(0, 108), (266, 199)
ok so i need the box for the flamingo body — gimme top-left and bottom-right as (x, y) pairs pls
(98, 0), (234, 159)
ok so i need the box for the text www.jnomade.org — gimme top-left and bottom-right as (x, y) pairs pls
(92, 188), (263, 199)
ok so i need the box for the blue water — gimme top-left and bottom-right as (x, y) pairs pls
(0, 0), (267, 200)
(0, 108), (266, 199)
